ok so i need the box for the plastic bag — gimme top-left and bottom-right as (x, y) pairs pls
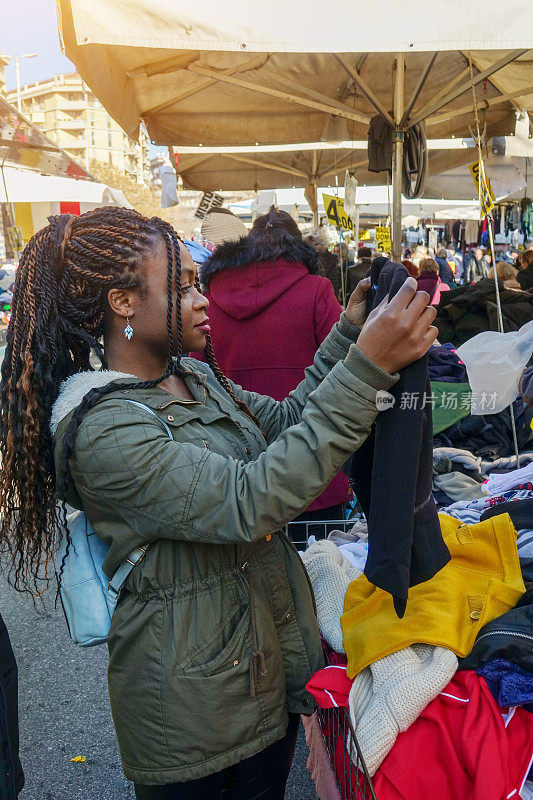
(344, 170), (358, 223)
(456, 320), (533, 415)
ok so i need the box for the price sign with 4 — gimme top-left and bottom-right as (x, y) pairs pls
(322, 193), (354, 231)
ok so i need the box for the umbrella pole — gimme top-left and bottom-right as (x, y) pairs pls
(312, 179), (319, 229)
(392, 53), (405, 261)
(311, 153), (319, 229)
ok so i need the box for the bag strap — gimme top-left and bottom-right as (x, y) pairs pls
(106, 399), (172, 602)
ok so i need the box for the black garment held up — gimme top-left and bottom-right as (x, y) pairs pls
(346, 258), (450, 617)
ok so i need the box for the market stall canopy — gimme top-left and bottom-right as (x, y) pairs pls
(172, 140), (478, 192)
(229, 187), (490, 222)
(0, 95), (91, 179)
(0, 165), (132, 206)
(424, 154), (528, 201)
(57, 0), (533, 146)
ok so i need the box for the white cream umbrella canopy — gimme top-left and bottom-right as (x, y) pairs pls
(56, 0), (533, 143)
(57, 0), (533, 254)
(0, 166), (132, 206)
(171, 140), (479, 193)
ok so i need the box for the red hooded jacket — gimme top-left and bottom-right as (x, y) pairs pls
(191, 242), (350, 512)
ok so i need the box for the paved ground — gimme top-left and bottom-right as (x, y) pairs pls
(0, 577), (317, 800)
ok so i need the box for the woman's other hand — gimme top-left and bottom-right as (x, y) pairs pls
(345, 277), (371, 327)
(357, 277), (438, 374)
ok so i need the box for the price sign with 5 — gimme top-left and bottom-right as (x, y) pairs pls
(375, 226), (391, 253)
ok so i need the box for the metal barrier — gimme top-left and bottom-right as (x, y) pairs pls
(285, 517), (362, 550)
(316, 706), (377, 800)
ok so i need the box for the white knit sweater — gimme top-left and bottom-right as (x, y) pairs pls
(300, 540), (361, 653)
(349, 644), (458, 776)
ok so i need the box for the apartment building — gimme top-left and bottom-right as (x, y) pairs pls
(0, 56), (8, 96)
(6, 72), (150, 183)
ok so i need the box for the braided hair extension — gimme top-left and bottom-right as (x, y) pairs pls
(0, 208), (161, 593)
(0, 207), (265, 595)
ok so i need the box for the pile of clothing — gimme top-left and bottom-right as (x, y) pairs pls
(429, 341), (533, 504)
(301, 261), (533, 799)
(434, 278), (533, 347)
(300, 467), (533, 799)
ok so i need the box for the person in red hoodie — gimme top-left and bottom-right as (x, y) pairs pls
(192, 206), (351, 525)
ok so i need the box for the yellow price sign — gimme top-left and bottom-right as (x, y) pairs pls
(470, 160), (495, 218)
(322, 193), (354, 231)
(375, 226), (391, 253)
(359, 229), (371, 241)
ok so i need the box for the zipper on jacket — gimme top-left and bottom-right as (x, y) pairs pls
(475, 629), (533, 644)
(201, 439), (211, 450)
(156, 398), (200, 409)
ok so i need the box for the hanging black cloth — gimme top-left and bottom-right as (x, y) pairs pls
(367, 115), (393, 174)
(346, 258), (450, 617)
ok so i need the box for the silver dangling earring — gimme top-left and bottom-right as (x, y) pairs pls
(124, 317), (134, 341)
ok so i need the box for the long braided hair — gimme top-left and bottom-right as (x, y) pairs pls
(0, 206), (260, 596)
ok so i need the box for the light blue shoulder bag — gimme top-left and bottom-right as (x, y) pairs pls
(55, 400), (172, 647)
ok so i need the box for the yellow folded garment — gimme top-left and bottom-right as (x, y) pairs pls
(341, 513), (525, 679)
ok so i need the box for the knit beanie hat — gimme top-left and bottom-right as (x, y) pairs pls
(349, 644), (458, 776)
(200, 208), (247, 247)
(301, 540), (361, 653)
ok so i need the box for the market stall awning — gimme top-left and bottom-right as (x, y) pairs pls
(0, 165), (132, 206)
(0, 95), (91, 179)
(172, 140), (478, 192)
(424, 155), (528, 201)
(57, 0), (533, 146)
(229, 187), (492, 222)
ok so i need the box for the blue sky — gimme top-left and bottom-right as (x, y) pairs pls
(2, 1), (74, 90)
(1, 1), (166, 156)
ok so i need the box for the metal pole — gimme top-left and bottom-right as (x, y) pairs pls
(312, 180), (319, 229)
(354, 206), (360, 253)
(486, 212), (521, 467)
(392, 54), (405, 261)
(15, 57), (22, 112)
(338, 231), (346, 308)
(311, 150), (319, 229)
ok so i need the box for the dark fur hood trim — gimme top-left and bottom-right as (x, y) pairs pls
(199, 236), (319, 287)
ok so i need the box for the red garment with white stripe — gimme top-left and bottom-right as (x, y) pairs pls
(373, 671), (533, 800)
(306, 664), (353, 709)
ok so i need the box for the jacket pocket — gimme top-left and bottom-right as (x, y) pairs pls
(159, 608), (269, 772)
(181, 606), (251, 677)
(161, 571), (248, 674)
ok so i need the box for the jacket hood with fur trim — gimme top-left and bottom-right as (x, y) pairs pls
(199, 236), (319, 289)
(199, 236), (321, 321)
(50, 369), (136, 435)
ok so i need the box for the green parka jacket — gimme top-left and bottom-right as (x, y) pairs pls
(51, 315), (397, 785)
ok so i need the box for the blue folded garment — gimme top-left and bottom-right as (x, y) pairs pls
(478, 658), (533, 707)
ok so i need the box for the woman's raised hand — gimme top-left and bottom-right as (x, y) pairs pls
(345, 277), (371, 328)
(356, 277), (438, 374)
